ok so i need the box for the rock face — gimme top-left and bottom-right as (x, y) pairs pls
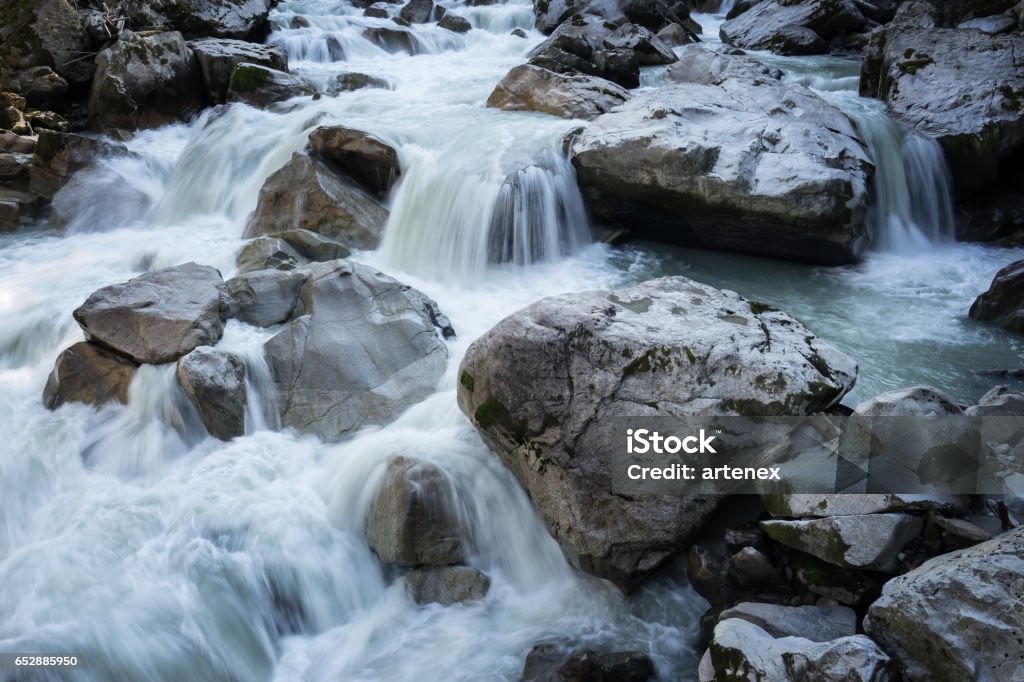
(760, 514), (924, 573)
(189, 38), (288, 102)
(244, 151), (388, 250)
(88, 31), (206, 133)
(405, 566), (490, 605)
(366, 456), (463, 566)
(176, 347), (247, 440)
(571, 48), (873, 266)
(226, 63), (315, 107)
(521, 643), (655, 682)
(486, 65), (630, 121)
(865, 526), (1024, 681)
(43, 341), (138, 410)
(307, 126), (401, 195)
(969, 259), (1024, 334)
(127, 0), (276, 41)
(860, 21), (1024, 195)
(0, 0), (92, 86)
(701, 619), (897, 682)
(263, 260), (449, 440)
(226, 268), (307, 327)
(720, 0), (867, 55)
(73, 263), (229, 365)
(457, 276), (857, 586)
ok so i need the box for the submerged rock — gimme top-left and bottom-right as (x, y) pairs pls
(43, 341), (138, 409)
(457, 276), (857, 586)
(865, 526), (1024, 681)
(73, 262), (229, 365)
(571, 48), (873, 265)
(486, 64), (630, 120)
(263, 260), (449, 440)
(521, 643), (655, 682)
(189, 38), (288, 102)
(226, 63), (315, 107)
(176, 347), (247, 440)
(405, 566), (489, 605)
(307, 126), (400, 195)
(969, 259), (1024, 334)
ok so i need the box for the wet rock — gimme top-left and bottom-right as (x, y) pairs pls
(16, 66), (69, 110)
(43, 341), (138, 410)
(457, 276), (857, 587)
(361, 27), (417, 54)
(236, 236), (305, 273)
(521, 643), (655, 682)
(126, 0), (276, 41)
(364, 3), (391, 18)
(405, 566), (489, 605)
(176, 346), (247, 440)
(571, 47), (873, 266)
(688, 545), (744, 605)
(701, 619), (897, 682)
(30, 131), (125, 200)
(527, 15), (640, 89)
(604, 24), (677, 66)
(226, 268), (307, 327)
(966, 384), (1024, 416)
(190, 38), (288, 102)
(486, 65), (630, 121)
(88, 30), (206, 133)
(25, 110), (68, 133)
(399, 0), (436, 23)
(720, 0), (866, 55)
(789, 552), (883, 606)
(244, 151), (388, 250)
(0, 92), (30, 135)
(307, 126), (401, 195)
(226, 63), (315, 108)
(366, 456), (462, 565)
(439, 13), (472, 33)
(327, 72), (392, 93)
(532, 0), (697, 34)
(860, 21), (1024, 196)
(729, 547), (786, 588)
(0, 152), (31, 191)
(0, 188), (37, 230)
(865, 526), (1024, 681)
(761, 514), (924, 573)
(264, 260), (449, 440)
(655, 22), (693, 47)
(73, 262), (229, 365)
(969, 260), (1024, 334)
(511, 28), (528, 38)
(0, 0), (92, 86)
(0, 131), (35, 155)
(272, 229), (353, 262)
(717, 602), (857, 642)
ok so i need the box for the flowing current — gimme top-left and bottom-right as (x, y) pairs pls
(1, 3), (1022, 681)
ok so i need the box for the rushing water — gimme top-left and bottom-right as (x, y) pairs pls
(0, 2), (1022, 681)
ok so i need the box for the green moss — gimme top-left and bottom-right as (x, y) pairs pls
(229, 64), (270, 93)
(748, 300), (778, 315)
(999, 85), (1023, 113)
(897, 50), (934, 75)
(459, 371), (475, 392)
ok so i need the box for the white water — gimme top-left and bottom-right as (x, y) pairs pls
(1, 3), (1022, 681)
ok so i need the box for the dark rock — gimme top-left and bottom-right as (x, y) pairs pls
(0, 131), (35, 154)
(689, 546), (744, 605)
(0, 188), (38, 230)
(486, 64), (630, 120)
(521, 643), (655, 682)
(969, 260), (1024, 334)
(43, 341), (138, 409)
(0, 152), (31, 191)
(307, 126), (401, 195)
(126, 0), (276, 41)
(717, 602), (857, 642)
(189, 38), (288, 102)
(235, 236), (305, 273)
(720, 0), (866, 55)
(25, 110), (68, 132)
(364, 2), (392, 18)
(405, 566), (490, 605)
(328, 72), (392, 93)
(604, 24), (677, 66)
(361, 26), (417, 54)
(438, 13), (472, 33)
(767, 24), (829, 55)
(30, 131), (125, 200)
(0, 0), (92, 85)
(511, 28), (528, 38)
(176, 346), (247, 440)
(655, 22), (693, 47)
(73, 262), (229, 365)
(399, 0), (436, 23)
(226, 63), (315, 108)
(729, 547), (786, 588)
(527, 15), (640, 89)
(226, 268), (307, 327)
(16, 66), (68, 110)
(790, 552), (883, 606)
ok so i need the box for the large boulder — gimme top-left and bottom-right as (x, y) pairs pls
(865, 526), (1024, 681)
(29, 131), (126, 200)
(571, 48), (873, 265)
(263, 260), (449, 440)
(700, 619), (898, 682)
(176, 346), (247, 440)
(307, 126), (401, 195)
(457, 276), (857, 587)
(720, 0), (867, 55)
(42, 341), (138, 410)
(244, 151), (388, 250)
(366, 456), (463, 566)
(527, 15), (640, 89)
(860, 21), (1024, 195)
(72, 262), (229, 365)
(0, 0), (92, 86)
(189, 38), (288, 102)
(126, 0), (277, 41)
(486, 65), (630, 121)
(226, 63), (315, 108)
(969, 259), (1024, 334)
(88, 30), (206, 133)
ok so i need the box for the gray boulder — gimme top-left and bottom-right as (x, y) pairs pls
(126, 0), (276, 41)
(189, 38), (288, 102)
(861, 22), (1024, 195)
(244, 151), (388, 250)
(656, 22), (693, 47)
(700, 619), (897, 682)
(438, 14), (472, 33)
(226, 268), (307, 327)
(43, 341), (138, 410)
(405, 566), (489, 605)
(226, 63), (315, 108)
(264, 260), (449, 440)
(521, 643), (655, 682)
(73, 262), (229, 365)
(865, 526), (1024, 681)
(236, 236), (305, 273)
(604, 24), (677, 66)
(0, 0), (92, 85)
(366, 456), (462, 566)
(969, 259), (1024, 334)
(761, 514), (924, 573)
(88, 30), (206, 133)
(176, 347), (247, 440)
(457, 276), (857, 587)
(720, 0), (867, 55)
(486, 65), (631, 121)
(307, 126), (401, 195)
(571, 47), (873, 265)
(527, 15), (640, 89)
(717, 602), (857, 642)
(399, 0), (436, 23)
